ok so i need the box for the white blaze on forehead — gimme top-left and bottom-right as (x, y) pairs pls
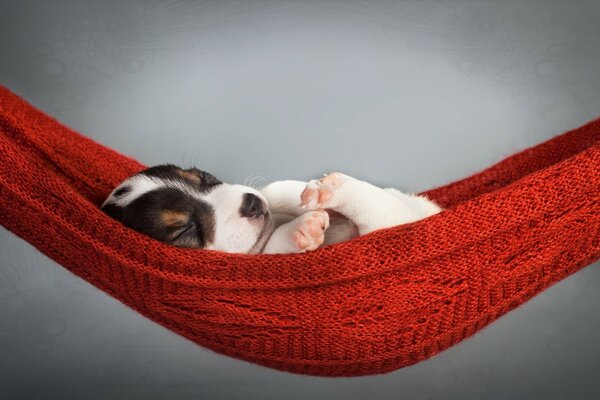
(102, 175), (161, 208)
(102, 174), (208, 208)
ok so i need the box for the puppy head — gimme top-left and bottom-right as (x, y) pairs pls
(101, 164), (273, 254)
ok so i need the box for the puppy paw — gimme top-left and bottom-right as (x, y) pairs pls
(299, 172), (348, 209)
(292, 210), (329, 252)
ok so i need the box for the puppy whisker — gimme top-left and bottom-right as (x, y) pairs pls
(242, 174), (265, 189)
(250, 176), (266, 189)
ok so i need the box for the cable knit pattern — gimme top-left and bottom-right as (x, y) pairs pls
(0, 86), (599, 376)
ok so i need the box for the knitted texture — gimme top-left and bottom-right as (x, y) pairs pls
(0, 86), (599, 377)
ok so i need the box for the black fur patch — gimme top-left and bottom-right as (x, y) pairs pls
(114, 187), (216, 248)
(121, 188), (215, 248)
(102, 203), (124, 221)
(141, 164), (222, 192)
(102, 165), (222, 248)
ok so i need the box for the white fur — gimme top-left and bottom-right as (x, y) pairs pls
(259, 173), (442, 253)
(203, 184), (272, 254)
(102, 175), (161, 208)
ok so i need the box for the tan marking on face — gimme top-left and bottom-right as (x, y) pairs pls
(161, 210), (191, 227)
(176, 169), (201, 184)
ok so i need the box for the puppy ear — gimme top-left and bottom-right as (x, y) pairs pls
(101, 203), (124, 221)
(179, 168), (221, 187)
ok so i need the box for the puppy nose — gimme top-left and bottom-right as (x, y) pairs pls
(240, 193), (266, 219)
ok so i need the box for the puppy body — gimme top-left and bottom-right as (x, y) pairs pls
(102, 166), (442, 254)
(259, 174), (442, 253)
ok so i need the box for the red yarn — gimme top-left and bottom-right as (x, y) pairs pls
(0, 86), (598, 376)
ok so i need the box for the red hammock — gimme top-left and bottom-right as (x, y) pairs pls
(0, 86), (599, 377)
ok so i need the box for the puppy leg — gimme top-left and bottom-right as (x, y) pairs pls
(262, 210), (329, 254)
(300, 172), (442, 235)
(260, 180), (308, 217)
(260, 179), (359, 246)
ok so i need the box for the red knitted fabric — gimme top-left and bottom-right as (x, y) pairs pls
(0, 86), (599, 377)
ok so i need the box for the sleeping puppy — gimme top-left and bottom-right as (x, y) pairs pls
(101, 165), (442, 254)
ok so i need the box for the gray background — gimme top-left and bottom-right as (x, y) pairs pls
(1, 0), (599, 399)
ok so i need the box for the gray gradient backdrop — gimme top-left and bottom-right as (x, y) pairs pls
(1, 1), (600, 399)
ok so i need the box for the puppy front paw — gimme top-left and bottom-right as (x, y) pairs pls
(293, 210), (329, 252)
(299, 172), (349, 209)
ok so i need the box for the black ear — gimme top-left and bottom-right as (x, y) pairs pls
(181, 168), (222, 187)
(101, 202), (124, 221)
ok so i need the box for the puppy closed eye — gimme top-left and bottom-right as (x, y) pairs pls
(173, 221), (203, 241)
(171, 223), (203, 248)
(171, 223), (194, 240)
(160, 210), (205, 248)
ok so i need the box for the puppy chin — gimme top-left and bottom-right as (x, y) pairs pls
(248, 213), (275, 254)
